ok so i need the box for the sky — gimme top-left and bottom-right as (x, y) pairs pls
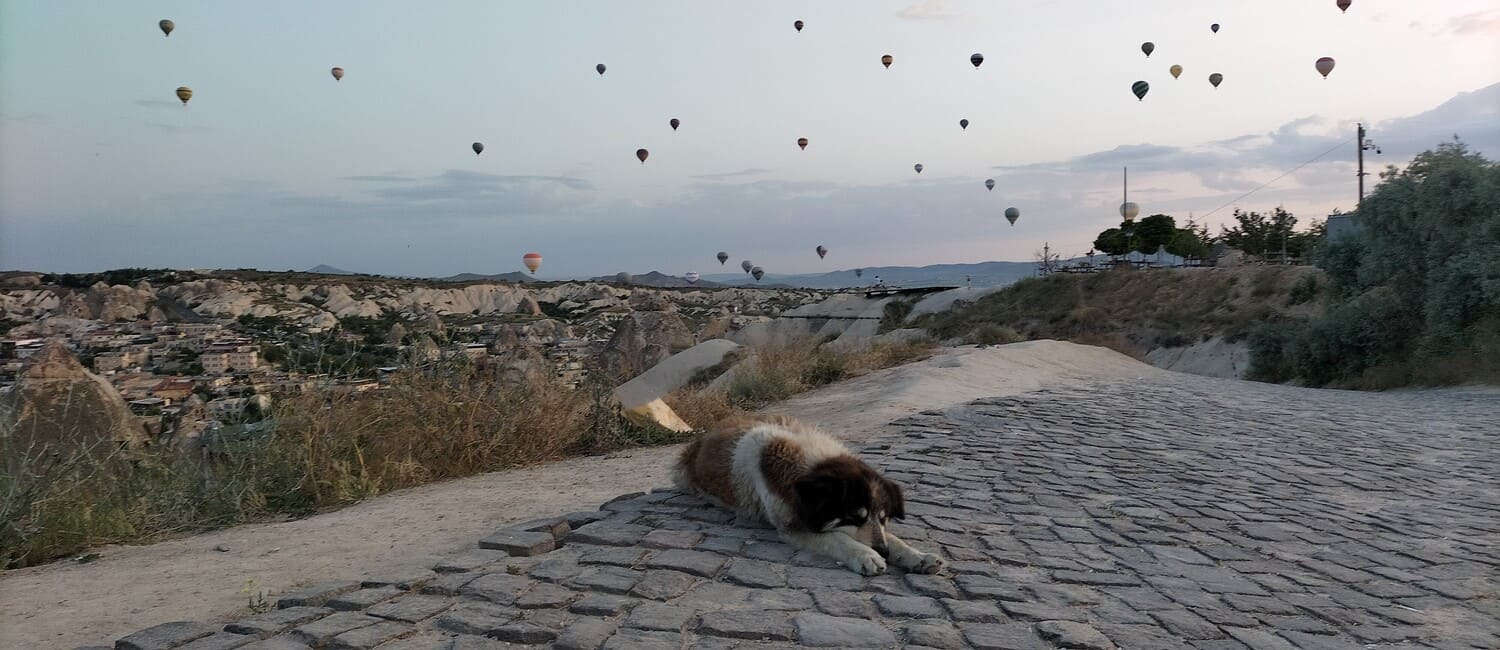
(1, 0), (1497, 279)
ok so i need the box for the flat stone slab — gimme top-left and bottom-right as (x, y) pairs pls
(107, 380), (1500, 650)
(115, 621), (220, 650)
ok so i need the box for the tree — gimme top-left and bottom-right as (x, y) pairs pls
(1221, 207), (1297, 256)
(1133, 214), (1177, 255)
(1093, 228), (1129, 256)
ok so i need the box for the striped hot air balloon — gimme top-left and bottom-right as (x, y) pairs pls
(1131, 81), (1150, 101)
(522, 252), (542, 274)
(331, 67), (344, 81)
(175, 86), (193, 105)
(985, 179), (995, 191)
(684, 271), (700, 284)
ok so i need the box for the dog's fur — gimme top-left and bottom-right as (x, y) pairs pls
(672, 415), (943, 576)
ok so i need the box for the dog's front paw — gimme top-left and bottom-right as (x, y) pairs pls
(845, 547), (887, 576)
(907, 552), (945, 575)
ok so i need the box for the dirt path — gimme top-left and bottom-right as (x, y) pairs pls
(0, 341), (1156, 649)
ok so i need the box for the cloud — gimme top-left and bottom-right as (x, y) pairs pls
(1, 112), (48, 122)
(897, 0), (960, 21)
(691, 168), (773, 181)
(1446, 10), (1500, 35)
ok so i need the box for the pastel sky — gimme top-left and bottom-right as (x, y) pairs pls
(2, 1), (1497, 278)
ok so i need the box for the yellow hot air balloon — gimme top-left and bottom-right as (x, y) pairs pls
(1170, 64), (1183, 79)
(175, 86), (193, 105)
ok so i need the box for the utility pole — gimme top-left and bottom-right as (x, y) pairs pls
(1357, 124), (1380, 211)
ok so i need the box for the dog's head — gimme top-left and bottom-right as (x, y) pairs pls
(793, 456), (907, 553)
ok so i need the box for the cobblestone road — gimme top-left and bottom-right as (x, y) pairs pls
(102, 378), (1498, 650)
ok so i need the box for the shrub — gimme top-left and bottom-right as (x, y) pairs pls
(971, 324), (1023, 346)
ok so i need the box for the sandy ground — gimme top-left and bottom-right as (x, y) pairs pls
(0, 341), (1157, 649)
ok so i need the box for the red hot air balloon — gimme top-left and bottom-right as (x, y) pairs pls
(522, 253), (542, 274)
(636, 148), (649, 163)
(797, 137), (808, 150)
(794, 20), (804, 32)
(1337, 0), (1352, 12)
(1315, 57), (1336, 79)
(331, 67), (344, 81)
(669, 118), (680, 131)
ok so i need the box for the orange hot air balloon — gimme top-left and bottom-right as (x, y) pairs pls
(331, 67), (344, 81)
(636, 148), (649, 163)
(881, 54), (893, 68)
(522, 253), (542, 274)
(1315, 57), (1336, 79)
(797, 137), (808, 150)
(175, 86), (193, 105)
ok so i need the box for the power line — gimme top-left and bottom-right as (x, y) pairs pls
(1199, 135), (1356, 220)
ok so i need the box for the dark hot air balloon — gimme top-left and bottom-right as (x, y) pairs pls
(970, 53), (984, 68)
(1315, 57), (1336, 79)
(522, 252), (542, 274)
(816, 245), (827, 259)
(159, 19), (174, 37)
(472, 142), (484, 156)
(636, 148), (649, 163)
(331, 67), (344, 81)
(751, 266), (764, 282)
(1337, 0), (1352, 12)
(1209, 73), (1223, 88)
(794, 20), (804, 32)
(1131, 81), (1149, 101)
(914, 163), (923, 174)
(881, 54), (893, 68)
(985, 179), (995, 191)
(717, 251), (729, 265)
(596, 63), (607, 75)
(1210, 23), (1220, 33)
(797, 137), (808, 150)
(1004, 207), (1020, 226)
(1170, 64), (1183, 79)
(1141, 42), (1155, 57)
(669, 118), (680, 131)
(959, 119), (969, 130)
(175, 86), (192, 105)
(854, 268), (863, 278)
(741, 260), (753, 274)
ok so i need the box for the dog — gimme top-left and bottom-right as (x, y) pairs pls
(672, 415), (944, 576)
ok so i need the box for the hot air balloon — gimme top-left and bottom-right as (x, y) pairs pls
(159, 19), (174, 37)
(751, 266), (765, 282)
(960, 119), (969, 130)
(1170, 64), (1183, 79)
(881, 54), (893, 69)
(472, 142), (484, 156)
(522, 252), (542, 274)
(985, 179), (995, 191)
(1131, 81), (1149, 101)
(1120, 202), (1140, 220)
(615, 272), (632, 284)
(1209, 73), (1223, 88)
(175, 86), (192, 105)
(1004, 207), (1020, 226)
(854, 269), (863, 278)
(914, 163), (924, 174)
(797, 137), (808, 150)
(331, 67), (344, 81)
(970, 53), (984, 68)
(669, 118), (680, 131)
(794, 20), (804, 32)
(741, 260), (753, 274)
(596, 63), (607, 75)
(1141, 42), (1155, 57)
(717, 251), (729, 265)
(636, 148), (649, 163)
(1315, 57), (1336, 79)
(1210, 23), (1220, 33)
(685, 271), (700, 284)
(1337, 0), (1352, 12)
(816, 245), (828, 259)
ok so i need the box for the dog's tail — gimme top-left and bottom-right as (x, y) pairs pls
(670, 436), (701, 491)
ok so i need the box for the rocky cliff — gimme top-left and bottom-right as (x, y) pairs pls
(0, 340), (148, 451)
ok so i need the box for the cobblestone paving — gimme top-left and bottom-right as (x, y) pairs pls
(102, 378), (1499, 649)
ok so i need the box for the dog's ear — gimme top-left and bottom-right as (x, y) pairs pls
(880, 478), (906, 520)
(794, 473), (846, 527)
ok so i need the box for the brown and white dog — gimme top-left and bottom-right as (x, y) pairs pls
(672, 415), (944, 576)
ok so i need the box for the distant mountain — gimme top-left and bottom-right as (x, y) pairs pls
(437, 272), (538, 283)
(305, 264), (353, 275)
(700, 261), (1039, 290)
(588, 271), (724, 288)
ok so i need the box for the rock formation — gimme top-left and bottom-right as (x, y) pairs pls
(596, 311), (694, 381)
(0, 340), (148, 452)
